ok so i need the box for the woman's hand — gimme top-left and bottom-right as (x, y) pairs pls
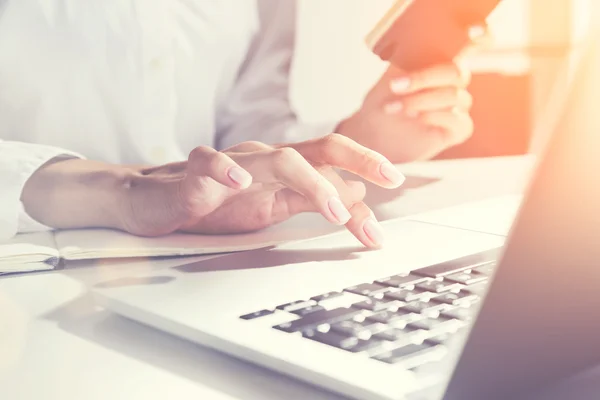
(22, 134), (405, 248)
(337, 62), (474, 163)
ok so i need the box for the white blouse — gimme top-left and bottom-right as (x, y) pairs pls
(0, 0), (335, 241)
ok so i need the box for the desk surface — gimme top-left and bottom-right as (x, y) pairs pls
(6, 155), (590, 400)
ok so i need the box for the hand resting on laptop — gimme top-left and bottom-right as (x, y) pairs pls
(21, 134), (405, 249)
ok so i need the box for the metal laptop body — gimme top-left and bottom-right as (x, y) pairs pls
(93, 24), (599, 400)
(439, 27), (600, 400)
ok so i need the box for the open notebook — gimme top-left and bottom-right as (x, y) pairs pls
(0, 228), (293, 274)
(0, 194), (524, 274)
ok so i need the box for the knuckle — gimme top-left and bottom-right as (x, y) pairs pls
(207, 152), (227, 172)
(188, 145), (210, 161)
(273, 147), (302, 165)
(349, 201), (372, 220)
(321, 132), (345, 147)
(318, 133), (348, 159)
(231, 140), (270, 152)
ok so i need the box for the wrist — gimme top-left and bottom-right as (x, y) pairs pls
(21, 158), (133, 231)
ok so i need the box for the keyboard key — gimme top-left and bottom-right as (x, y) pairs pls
(472, 262), (497, 276)
(240, 309), (274, 320)
(444, 272), (488, 286)
(310, 291), (343, 303)
(441, 307), (474, 321)
(376, 274), (428, 288)
(416, 279), (461, 293)
(372, 343), (447, 368)
(303, 329), (359, 350)
(273, 307), (363, 333)
(413, 249), (501, 278)
(385, 289), (432, 302)
(276, 300), (317, 312)
(344, 283), (390, 297)
(402, 301), (453, 316)
(368, 310), (402, 324)
(331, 319), (387, 340)
(408, 316), (462, 332)
(319, 292), (366, 310)
(291, 305), (325, 317)
(350, 338), (390, 355)
(352, 297), (402, 312)
(375, 326), (421, 342)
(426, 332), (454, 345)
(433, 291), (479, 307)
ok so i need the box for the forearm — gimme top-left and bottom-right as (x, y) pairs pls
(21, 158), (131, 231)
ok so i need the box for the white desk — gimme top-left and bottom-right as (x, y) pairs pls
(5, 155), (591, 400)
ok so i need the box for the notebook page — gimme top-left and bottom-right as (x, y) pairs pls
(0, 232), (60, 273)
(55, 228), (290, 261)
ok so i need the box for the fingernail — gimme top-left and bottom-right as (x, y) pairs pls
(363, 218), (385, 246)
(379, 162), (406, 186)
(391, 77), (411, 93)
(384, 102), (403, 114)
(327, 197), (352, 224)
(227, 166), (252, 188)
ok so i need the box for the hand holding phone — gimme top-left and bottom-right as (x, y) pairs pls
(366, 0), (502, 71)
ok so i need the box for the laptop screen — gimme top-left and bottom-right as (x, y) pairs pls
(440, 14), (600, 400)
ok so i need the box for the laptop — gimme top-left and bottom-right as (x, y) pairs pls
(93, 27), (600, 400)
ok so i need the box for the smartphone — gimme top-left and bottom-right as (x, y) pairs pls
(366, 0), (502, 71)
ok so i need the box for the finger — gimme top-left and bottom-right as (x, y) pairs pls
(187, 146), (253, 189)
(390, 63), (471, 95)
(281, 179), (367, 217)
(385, 87), (473, 116)
(231, 148), (352, 225)
(139, 161), (187, 177)
(419, 109), (475, 147)
(345, 202), (385, 249)
(222, 140), (272, 154)
(287, 133), (406, 189)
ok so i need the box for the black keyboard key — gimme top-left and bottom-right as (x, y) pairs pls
(372, 343), (446, 368)
(276, 300), (317, 312)
(434, 291), (479, 307)
(444, 272), (488, 286)
(240, 309), (274, 320)
(273, 307), (363, 333)
(416, 279), (461, 293)
(291, 305), (325, 317)
(413, 249), (501, 278)
(303, 329), (359, 350)
(310, 291), (343, 303)
(376, 274), (428, 288)
(344, 283), (390, 297)
(352, 297), (402, 312)
(385, 289), (431, 302)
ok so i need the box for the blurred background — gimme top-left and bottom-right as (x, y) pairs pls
(291, 0), (593, 159)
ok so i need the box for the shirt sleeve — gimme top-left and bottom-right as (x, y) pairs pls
(0, 139), (82, 241)
(215, 0), (338, 150)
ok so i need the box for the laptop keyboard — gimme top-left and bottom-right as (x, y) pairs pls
(240, 248), (500, 370)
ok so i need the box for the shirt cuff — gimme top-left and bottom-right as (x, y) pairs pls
(0, 142), (83, 240)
